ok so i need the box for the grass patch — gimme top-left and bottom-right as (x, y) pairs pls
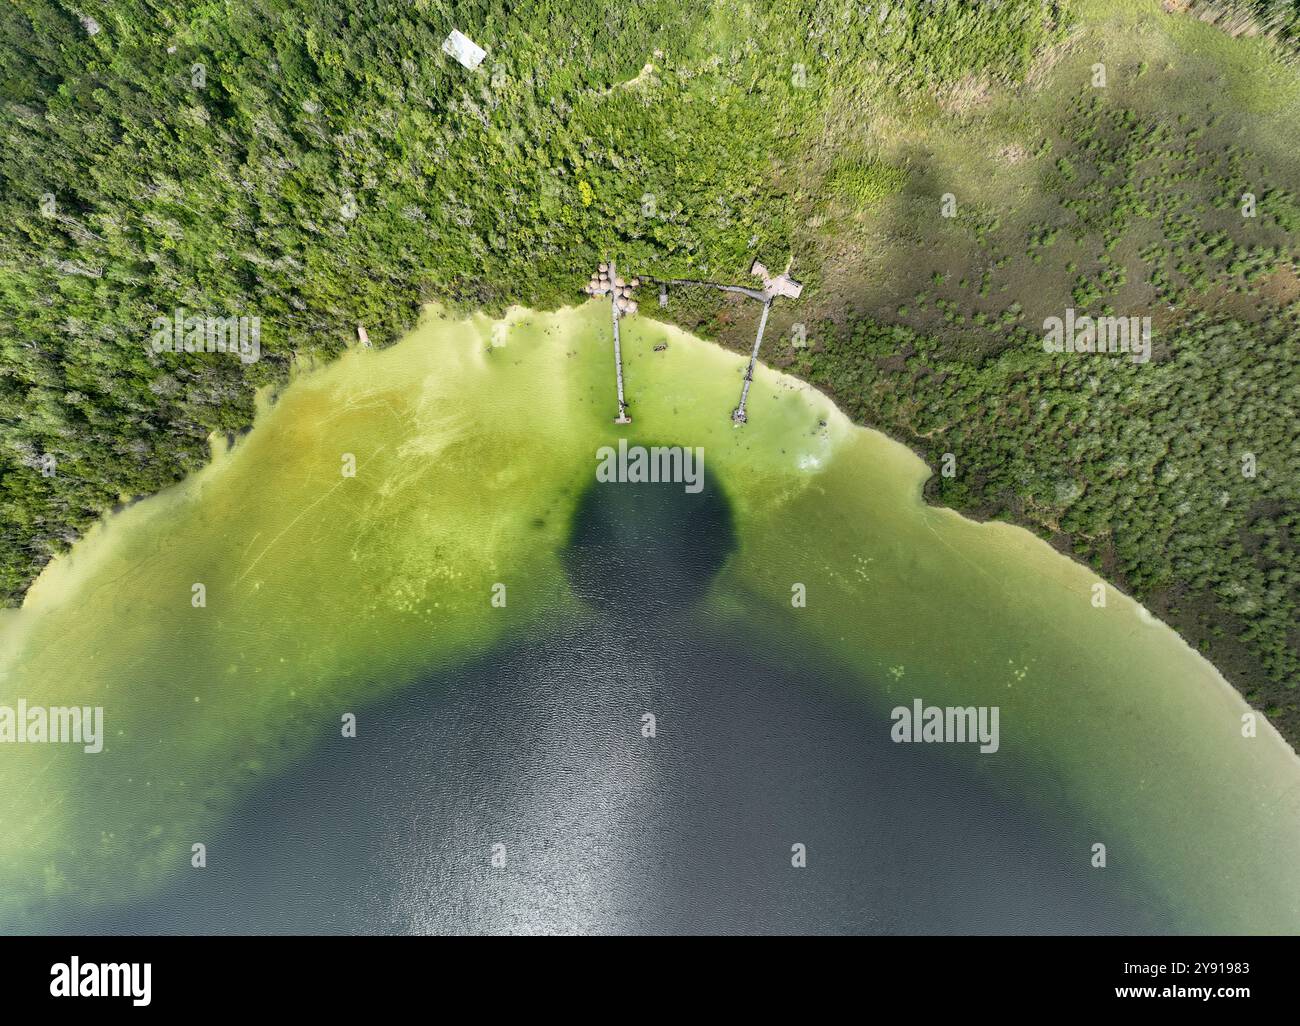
(827, 159), (911, 210)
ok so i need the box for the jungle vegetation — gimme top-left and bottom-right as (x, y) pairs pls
(1, 1), (1297, 740)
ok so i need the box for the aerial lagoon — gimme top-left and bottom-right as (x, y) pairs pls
(2, 303), (1297, 933)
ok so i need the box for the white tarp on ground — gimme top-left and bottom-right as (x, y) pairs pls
(442, 30), (487, 70)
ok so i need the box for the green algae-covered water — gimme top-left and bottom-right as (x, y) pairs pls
(2, 302), (1298, 933)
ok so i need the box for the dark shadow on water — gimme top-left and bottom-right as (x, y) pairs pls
(561, 463), (735, 618)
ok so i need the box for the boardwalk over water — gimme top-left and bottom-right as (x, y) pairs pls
(591, 260), (801, 426)
(733, 298), (772, 424)
(608, 260), (631, 424)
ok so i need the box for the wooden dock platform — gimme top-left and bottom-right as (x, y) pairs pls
(731, 298), (772, 424)
(591, 262), (799, 426)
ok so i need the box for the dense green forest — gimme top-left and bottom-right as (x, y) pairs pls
(1, 2), (1298, 740)
(0, 0), (1067, 598)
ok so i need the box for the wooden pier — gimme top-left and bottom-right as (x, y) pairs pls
(731, 298), (772, 424)
(610, 261), (631, 424)
(638, 265), (798, 426)
(587, 259), (800, 426)
(586, 260), (636, 423)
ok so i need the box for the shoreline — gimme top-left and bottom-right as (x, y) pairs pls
(2, 301), (1297, 932)
(635, 304), (1300, 764)
(7, 298), (1292, 767)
